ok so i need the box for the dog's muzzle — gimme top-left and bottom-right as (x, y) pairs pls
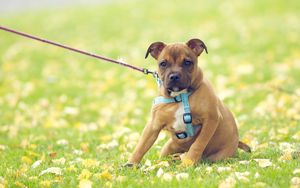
(166, 72), (190, 92)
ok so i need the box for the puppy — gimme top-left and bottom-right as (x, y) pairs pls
(127, 39), (250, 166)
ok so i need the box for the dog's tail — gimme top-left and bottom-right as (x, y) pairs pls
(238, 141), (251, 153)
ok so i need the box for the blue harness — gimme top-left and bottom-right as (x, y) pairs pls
(153, 91), (201, 139)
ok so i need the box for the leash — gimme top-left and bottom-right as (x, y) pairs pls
(0, 25), (156, 76)
(0, 25), (202, 139)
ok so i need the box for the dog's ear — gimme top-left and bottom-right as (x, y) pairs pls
(145, 42), (166, 59)
(186, 38), (208, 56)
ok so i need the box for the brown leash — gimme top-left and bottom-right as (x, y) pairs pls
(0, 25), (156, 75)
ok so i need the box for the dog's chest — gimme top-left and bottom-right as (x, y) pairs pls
(172, 104), (186, 132)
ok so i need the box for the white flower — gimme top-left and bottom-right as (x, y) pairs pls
(162, 173), (173, 181)
(176, 173), (189, 180)
(205, 166), (213, 173)
(217, 167), (232, 173)
(56, 139), (69, 146)
(293, 169), (300, 174)
(254, 182), (267, 187)
(156, 161), (169, 168)
(291, 177), (300, 185)
(31, 160), (42, 169)
(39, 167), (62, 176)
(239, 160), (250, 165)
(63, 106), (79, 116)
(52, 157), (66, 165)
(144, 159), (152, 167)
(79, 179), (92, 188)
(73, 149), (83, 156)
(234, 171), (250, 177)
(0, 176), (6, 183)
(218, 176), (236, 188)
(156, 168), (164, 178)
(97, 140), (119, 150)
(254, 159), (272, 168)
(254, 172), (260, 178)
(0, 145), (6, 150)
(279, 142), (294, 152)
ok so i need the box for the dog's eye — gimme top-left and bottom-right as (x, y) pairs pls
(159, 61), (168, 68)
(183, 60), (193, 66)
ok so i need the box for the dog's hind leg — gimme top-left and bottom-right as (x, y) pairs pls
(205, 146), (237, 162)
(160, 138), (187, 157)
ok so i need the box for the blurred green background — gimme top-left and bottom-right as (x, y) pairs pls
(0, 0), (299, 187)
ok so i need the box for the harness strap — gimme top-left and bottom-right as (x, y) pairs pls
(153, 92), (201, 139)
(181, 93), (195, 137)
(153, 92), (192, 105)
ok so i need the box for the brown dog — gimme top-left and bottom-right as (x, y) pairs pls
(127, 39), (250, 166)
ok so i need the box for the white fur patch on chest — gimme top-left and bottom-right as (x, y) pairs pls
(172, 104), (186, 132)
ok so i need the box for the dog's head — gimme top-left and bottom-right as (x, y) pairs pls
(145, 39), (208, 96)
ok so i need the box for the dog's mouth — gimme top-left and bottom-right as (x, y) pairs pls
(163, 74), (191, 95)
(167, 86), (186, 93)
(166, 80), (190, 92)
(167, 86), (189, 97)
(165, 81), (190, 95)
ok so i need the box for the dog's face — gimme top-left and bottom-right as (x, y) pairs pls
(145, 39), (208, 95)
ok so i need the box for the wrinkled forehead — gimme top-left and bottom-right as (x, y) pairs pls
(158, 44), (196, 62)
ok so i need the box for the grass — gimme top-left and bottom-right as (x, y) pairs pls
(0, 0), (300, 187)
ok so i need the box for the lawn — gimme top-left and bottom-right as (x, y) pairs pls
(0, 0), (300, 187)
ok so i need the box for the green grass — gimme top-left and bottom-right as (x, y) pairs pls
(0, 0), (300, 187)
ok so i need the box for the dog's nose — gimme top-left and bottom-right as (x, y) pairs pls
(169, 73), (181, 82)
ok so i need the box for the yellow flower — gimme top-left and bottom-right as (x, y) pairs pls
(78, 169), (92, 180)
(279, 152), (293, 161)
(94, 170), (113, 181)
(15, 181), (27, 188)
(181, 158), (194, 167)
(28, 176), (38, 181)
(15, 165), (28, 178)
(54, 176), (63, 183)
(21, 156), (33, 165)
(292, 131), (300, 140)
(27, 151), (40, 158)
(80, 143), (89, 152)
(100, 135), (112, 142)
(82, 159), (99, 168)
(105, 182), (112, 188)
(66, 165), (77, 172)
(39, 180), (51, 187)
(29, 144), (37, 150)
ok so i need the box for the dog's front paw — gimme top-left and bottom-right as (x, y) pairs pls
(122, 162), (141, 168)
(179, 153), (195, 167)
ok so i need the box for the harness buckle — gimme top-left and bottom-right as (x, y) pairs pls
(183, 113), (192, 124)
(174, 95), (182, 102)
(175, 132), (188, 139)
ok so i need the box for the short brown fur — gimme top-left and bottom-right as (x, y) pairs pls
(127, 39), (250, 166)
